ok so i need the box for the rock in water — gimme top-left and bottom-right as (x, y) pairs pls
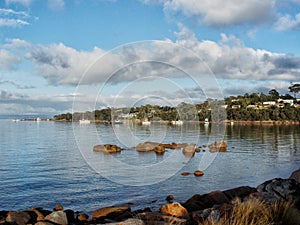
(93, 144), (122, 154)
(45, 211), (68, 225)
(194, 170), (204, 176)
(183, 144), (196, 153)
(209, 141), (227, 152)
(135, 142), (160, 152)
(160, 202), (188, 218)
(166, 195), (174, 201)
(181, 172), (191, 176)
(153, 145), (166, 155)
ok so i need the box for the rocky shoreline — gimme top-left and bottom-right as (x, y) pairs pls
(1, 169), (300, 225)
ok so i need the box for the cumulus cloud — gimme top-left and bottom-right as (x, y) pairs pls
(142, 0), (275, 27)
(20, 24), (299, 89)
(26, 43), (118, 85)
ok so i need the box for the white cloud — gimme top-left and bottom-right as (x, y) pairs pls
(0, 7), (31, 28)
(0, 8), (29, 17)
(173, 26), (300, 83)
(274, 13), (300, 30)
(143, 0), (275, 27)
(20, 24), (299, 89)
(26, 43), (119, 85)
(0, 49), (21, 70)
(0, 18), (29, 27)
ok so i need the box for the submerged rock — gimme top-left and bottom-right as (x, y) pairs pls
(209, 140), (227, 152)
(181, 172), (191, 176)
(183, 144), (196, 153)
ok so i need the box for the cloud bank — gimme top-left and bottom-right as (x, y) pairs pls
(143, 0), (276, 27)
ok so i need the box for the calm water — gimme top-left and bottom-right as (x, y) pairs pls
(0, 120), (299, 213)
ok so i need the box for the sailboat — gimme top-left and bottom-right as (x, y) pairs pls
(171, 120), (183, 125)
(204, 118), (209, 124)
(79, 114), (90, 124)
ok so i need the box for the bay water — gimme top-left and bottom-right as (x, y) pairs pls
(0, 120), (299, 213)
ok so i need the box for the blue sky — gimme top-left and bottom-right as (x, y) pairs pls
(0, 0), (300, 116)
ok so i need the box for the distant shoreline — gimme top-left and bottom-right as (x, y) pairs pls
(52, 119), (300, 125)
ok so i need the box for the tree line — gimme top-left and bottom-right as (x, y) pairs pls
(53, 89), (300, 122)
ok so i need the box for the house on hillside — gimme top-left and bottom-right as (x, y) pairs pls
(263, 101), (276, 108)
(277, 98), (294, 106)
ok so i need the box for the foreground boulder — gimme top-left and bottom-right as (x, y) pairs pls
(160, 202), (188, 218)
(93, 144), (122, 154)
(183, 186), (257, 212)
(257, 178), (300, 201)
(137, 212), (188, 225)
(92, 205), (131, 220)
(105, 218), (145, 225)
(289, 168), (300, 183)
(6, 211), (31, 225)
(45, 211), (68, 225)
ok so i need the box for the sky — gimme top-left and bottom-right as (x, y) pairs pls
(0, 0), (300, 116)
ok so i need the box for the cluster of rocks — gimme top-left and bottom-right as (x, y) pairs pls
(2, 168), (300, 225)
(93, 140), (227, 156)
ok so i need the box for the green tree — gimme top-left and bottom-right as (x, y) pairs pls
(269, 89), (280, 100)
(289, 83), (300, 98)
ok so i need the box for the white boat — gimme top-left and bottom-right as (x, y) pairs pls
(79, 119), (90, 124)
(79, 114), (90, 124)
(172, 120), (183, 125)
(12, 119), (20, 122)
(113, 119), (123, 124)
(142, 121), (151, 125)
(36, 117), (41, 122)
(204, 118), (209, 124)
